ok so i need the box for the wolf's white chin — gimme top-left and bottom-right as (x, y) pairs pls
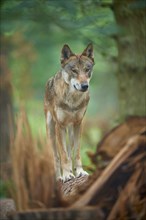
(71, 79), (81, 91)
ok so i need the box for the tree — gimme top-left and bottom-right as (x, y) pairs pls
(113, 0), (146, 119)
(0, 35), (14, 163)
(73, 0), (146, 119)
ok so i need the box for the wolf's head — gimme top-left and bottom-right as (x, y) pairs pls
(61, 44), (94, 92)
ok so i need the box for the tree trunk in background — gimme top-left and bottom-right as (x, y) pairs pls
(113, 0), (146, 119)
(0, 35), (14, 163)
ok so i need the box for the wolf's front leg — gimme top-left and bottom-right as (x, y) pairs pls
(73, 124), (89, 177)
(56, 124), (75, 182)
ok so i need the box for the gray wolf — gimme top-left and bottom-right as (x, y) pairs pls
(44, 44), (94, 182)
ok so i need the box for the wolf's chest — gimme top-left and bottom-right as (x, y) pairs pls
(54, 90), (89, 126)
(55, 106), (86, 126)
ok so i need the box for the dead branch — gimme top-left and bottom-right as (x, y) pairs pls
(90, 116), (146, 164)
(72, 135), (146, 218)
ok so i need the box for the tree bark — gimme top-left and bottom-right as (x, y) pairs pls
(0, 35), (14, 163)
(113, 0), (146, 119)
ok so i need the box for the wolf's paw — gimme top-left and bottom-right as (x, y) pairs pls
(62, 170), (75, 182)
(75, 168), (89, 178)
(56, 176), (63, 182)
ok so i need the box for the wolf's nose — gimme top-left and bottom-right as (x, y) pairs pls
(81, 83), (88, 91)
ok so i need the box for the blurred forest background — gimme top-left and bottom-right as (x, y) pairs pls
(0, 0), (145, 204)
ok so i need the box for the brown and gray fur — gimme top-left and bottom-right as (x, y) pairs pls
(44, 44), (94, 182)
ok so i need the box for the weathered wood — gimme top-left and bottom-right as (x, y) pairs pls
(91, 116), (146, 163)
(58, 175), (90, 203)
(9, 207), (104, 220)
(107, 166), (146, 220)
(72, 135), (146, 218)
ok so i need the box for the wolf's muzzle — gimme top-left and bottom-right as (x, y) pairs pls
(81, 83), (88, 92)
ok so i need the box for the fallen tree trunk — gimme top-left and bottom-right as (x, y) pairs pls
(91, 116), (146, 162)
(72, 135), (146, 207)
(107, 165), (146, 220)
(58, 175), (90, 202)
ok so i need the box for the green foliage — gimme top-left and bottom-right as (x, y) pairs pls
(1, 0), (116, 50)
(0, 179), (14, 198)
(129, 0), (146, 10)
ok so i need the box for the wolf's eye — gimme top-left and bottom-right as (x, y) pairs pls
(71, 68), (78, 74)
(85, 68), (90, 72)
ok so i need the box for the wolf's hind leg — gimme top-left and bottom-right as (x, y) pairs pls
(46, 111), (61, 179)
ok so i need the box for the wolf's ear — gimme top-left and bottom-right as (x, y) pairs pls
(61, 44), (74, 64)
(82, 43), (94, 62)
